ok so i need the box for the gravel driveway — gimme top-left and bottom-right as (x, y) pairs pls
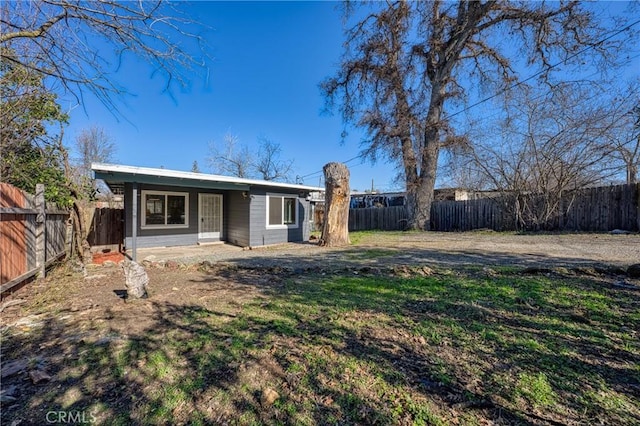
(135, 231), (640, 269)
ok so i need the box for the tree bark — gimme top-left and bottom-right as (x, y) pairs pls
(320, 162), (350, 247)
(406, 81), (446, 230)
(627, 160), (638, 185)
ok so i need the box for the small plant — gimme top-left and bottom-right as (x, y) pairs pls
(518, 337), (544, 351)
(516, 372), (556, 407)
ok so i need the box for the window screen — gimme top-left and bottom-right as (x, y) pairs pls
(269, 196), (283, 225)
(268, 195), (297, 226)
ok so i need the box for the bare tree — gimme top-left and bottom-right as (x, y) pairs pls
(618, 144), (639, 185)
(207, 132), (254, 178)
(606, 94), (640, 185)
(1, 0), (208, 113)
(254, 136), (295, 182)
(465, 82), (636, 229)
(74, 126), (115, 176)
(322, 1), (633, 230)
(72, 125), (116, 198)
(207, 134), (296, 181)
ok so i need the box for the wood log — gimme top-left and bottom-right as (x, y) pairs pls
(320, 162), (350, 247)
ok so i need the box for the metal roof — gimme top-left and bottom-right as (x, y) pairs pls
(91, 163), (324, 192)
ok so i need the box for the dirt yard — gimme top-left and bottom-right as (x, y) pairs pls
(1, 231), (639, 425)
(128, 230), (640, 269)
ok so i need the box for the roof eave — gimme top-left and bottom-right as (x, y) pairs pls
(91, 162), (323, 192)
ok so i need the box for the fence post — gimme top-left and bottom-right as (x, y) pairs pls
(65, 214), (74, 258)
(35, 183), (46, 279)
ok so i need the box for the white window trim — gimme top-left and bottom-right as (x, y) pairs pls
(266, 193), (299, 229)
(141, 190), (189, 229)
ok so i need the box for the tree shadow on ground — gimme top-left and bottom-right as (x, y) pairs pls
(197, 241), (633, 272)
(220, 258), (640, 425)
(2, 248), (638, 425)
(1, 297), (393, 424)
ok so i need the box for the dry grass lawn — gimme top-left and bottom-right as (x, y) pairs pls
(1, 231), (639, 425)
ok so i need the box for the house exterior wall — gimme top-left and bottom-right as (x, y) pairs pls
(123, 183), (228, 249)
(248, 187), (310, 247)
(123, 183), (310, 249)
(226, 190), (250, 247)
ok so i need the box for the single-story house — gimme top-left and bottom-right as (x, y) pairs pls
(91, 163), (323, 258)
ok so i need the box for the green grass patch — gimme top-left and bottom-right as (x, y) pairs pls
(344, 248), (398, 260)
(5, 262), (639, 425)
(515, 372), (556, 407)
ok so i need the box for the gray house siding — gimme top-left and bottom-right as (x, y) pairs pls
(248, 187), (310, 247)
(123, 183), (229, 249)
(122, 183), (311, 249)
(226, 190), (250, 247)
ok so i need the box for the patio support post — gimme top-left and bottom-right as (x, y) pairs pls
(132, 182), (138, 261)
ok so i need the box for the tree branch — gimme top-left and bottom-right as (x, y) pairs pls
(0, 13), (66, 43)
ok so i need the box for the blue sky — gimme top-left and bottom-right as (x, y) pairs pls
(62, 1), (638, 192)
(63, 1), (390, 192)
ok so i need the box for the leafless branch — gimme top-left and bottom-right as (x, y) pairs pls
(0, 0), (210, 115)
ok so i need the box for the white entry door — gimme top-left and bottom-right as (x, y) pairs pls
(198, 194), (222, 240)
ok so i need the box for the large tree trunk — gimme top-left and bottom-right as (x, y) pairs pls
(320, 162), (350, 247)
(406, 82), (445, 230)
(406, 170), (437, 231)
(627, 160), (638, 185)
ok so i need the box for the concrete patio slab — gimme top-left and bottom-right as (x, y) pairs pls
(127, 242), (244, 262)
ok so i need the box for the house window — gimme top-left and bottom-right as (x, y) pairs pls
(141, 191), (189, 228)
(267, 195), (298, 228)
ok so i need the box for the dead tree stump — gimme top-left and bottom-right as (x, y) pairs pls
(320, 162), (350, 247)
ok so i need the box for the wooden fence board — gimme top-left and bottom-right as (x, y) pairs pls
(1, 183), (28, 284)
(429, 184), (639, 232)
(25, 215), (37, 271)
(46, 213), (68, 262)
(1, 183), (70, 292)
(348, 206), (408, 231)
(87, 207), (124, 247)
(429, 198), (506, 231)
(349, 184), (639, 233)
(1, 213), (27, 284)
(558, 184), (639, 232)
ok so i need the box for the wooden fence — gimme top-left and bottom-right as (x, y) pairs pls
(1, 183), (71, 294)
(558, 184), (639, 232)
(349, 206), (408, 231)
(348, 183), (639, 232)
(87, 207), (124, 249)
(430, 198), (509, 231)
